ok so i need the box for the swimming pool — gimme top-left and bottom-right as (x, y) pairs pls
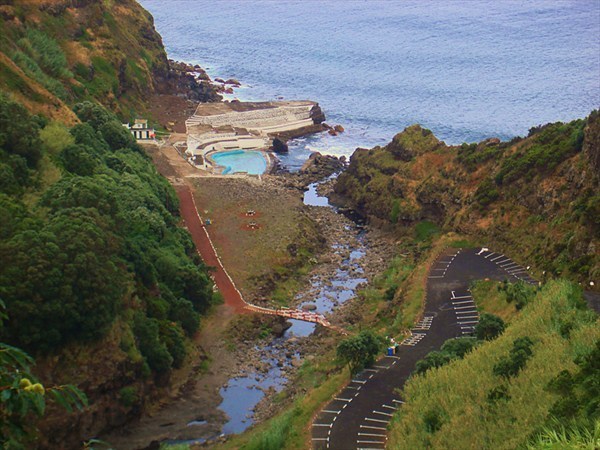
(211, 150), (267, 175)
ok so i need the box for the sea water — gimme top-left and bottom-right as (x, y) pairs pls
(140, 0), (600, 170)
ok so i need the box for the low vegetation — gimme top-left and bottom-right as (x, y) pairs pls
(335, 114), (599, 286)
(388, 280), (599, 449)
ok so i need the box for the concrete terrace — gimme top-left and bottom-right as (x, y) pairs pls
(184, 100), (323, 173)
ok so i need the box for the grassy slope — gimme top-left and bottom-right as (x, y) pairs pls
(388, 280), (598, 449)
(335, 115), (599, 287)
(0, 0), (169, 120)
(208, 232), (471, 450)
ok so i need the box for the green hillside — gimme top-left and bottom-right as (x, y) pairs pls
(0, 95), (216, 447)
(335, 114), (599, 287)
(0, 0), (219, 122)
(388, 280), (599, 449)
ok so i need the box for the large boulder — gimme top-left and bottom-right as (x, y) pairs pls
(272, 138), (289, 153)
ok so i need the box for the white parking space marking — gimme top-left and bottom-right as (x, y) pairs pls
(358, 433), (387, 437)
(392, 399), (404, 404)
(335, 398), (353, 402)
(454, 305), (477, 310)
(373, 410), (394, 417)
(313, 423), (332, 427)
(366, 417), (390, 423)
(361, 425), (387, 431)
(323, 410), (341, 414)
(452, 300), (474, 305)
(382, 404), (397, 410)
(484, 252), (495, 258)
(456, 309), (477, 314)
(352, 379), (367, 384)
(490, 254), (504, 261)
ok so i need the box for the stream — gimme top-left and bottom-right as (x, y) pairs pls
(212, 179), (369, 439)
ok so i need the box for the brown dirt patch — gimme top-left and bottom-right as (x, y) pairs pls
(190, 176), (307, 302)
(149, 94), (198, 133)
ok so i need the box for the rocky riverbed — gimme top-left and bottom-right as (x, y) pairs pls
(103, 165), (396, 449)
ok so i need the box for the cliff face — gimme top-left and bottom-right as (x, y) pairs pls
(335, 114), (599, 286)
(0, 0), (219, 121)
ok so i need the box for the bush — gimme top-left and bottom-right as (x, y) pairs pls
(59, 144), (98, 176)
(415, 337), (479, 375)
(493, 337), (534, 379)
(119, 386), (138, 408)
(133, 314), (173, 374)
(475, 313), (505, 341)
(474, 178), (500, 207)
(99, 121), (138, 152)
(337, 330), (385, 375)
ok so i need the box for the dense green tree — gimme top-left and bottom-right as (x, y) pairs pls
(39, 121), (74, 156)
(0, 97), (214, 378)
(0, 95), (42, 168)
(0, 208), (126, 351)
(133, 313), (173, 373)
(70, 123), (110, 155)
(337, 330), (385, 375)
(475, 313), (506, 341)
(73, 101), (113, 129)
(99, 121), (137, 152)
(59, 144), (99, 176)
(169, 298), (200, 337)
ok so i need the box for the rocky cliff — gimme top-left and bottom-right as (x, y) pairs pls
(335, 113), (599, 286)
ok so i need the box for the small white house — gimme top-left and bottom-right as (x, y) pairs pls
(123, 119), (155, 140)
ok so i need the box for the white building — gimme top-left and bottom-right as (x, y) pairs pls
(123, 119), (155, 140)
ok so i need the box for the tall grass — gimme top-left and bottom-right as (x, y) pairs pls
(527, 421), (600, 450)
(388, 280), (599, 450)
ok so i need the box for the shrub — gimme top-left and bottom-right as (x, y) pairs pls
(133, 314), (173, 374)
(475, 313), (505, 341)
(119, 386), (138, 408)
(337, 330), (386, 375)
(493, 336), (534, 379)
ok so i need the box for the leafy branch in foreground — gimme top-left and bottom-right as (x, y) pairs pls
(0, 300), (88, 449)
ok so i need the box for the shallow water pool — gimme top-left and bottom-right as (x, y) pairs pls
(211, 150), (267, 175)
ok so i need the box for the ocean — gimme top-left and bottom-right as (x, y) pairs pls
(139, 0), (600, 170)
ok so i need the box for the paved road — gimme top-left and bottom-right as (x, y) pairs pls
(312, 247), (538, 450)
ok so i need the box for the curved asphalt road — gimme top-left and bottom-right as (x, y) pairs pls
(312, 247), (539, 450)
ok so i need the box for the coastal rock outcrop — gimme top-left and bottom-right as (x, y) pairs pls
(272, 138), (289, 153)
(300, 152), (346, 179)
(334, 115), (599, 286)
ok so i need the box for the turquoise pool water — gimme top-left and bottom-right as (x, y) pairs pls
(211, 150), (267, 175)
